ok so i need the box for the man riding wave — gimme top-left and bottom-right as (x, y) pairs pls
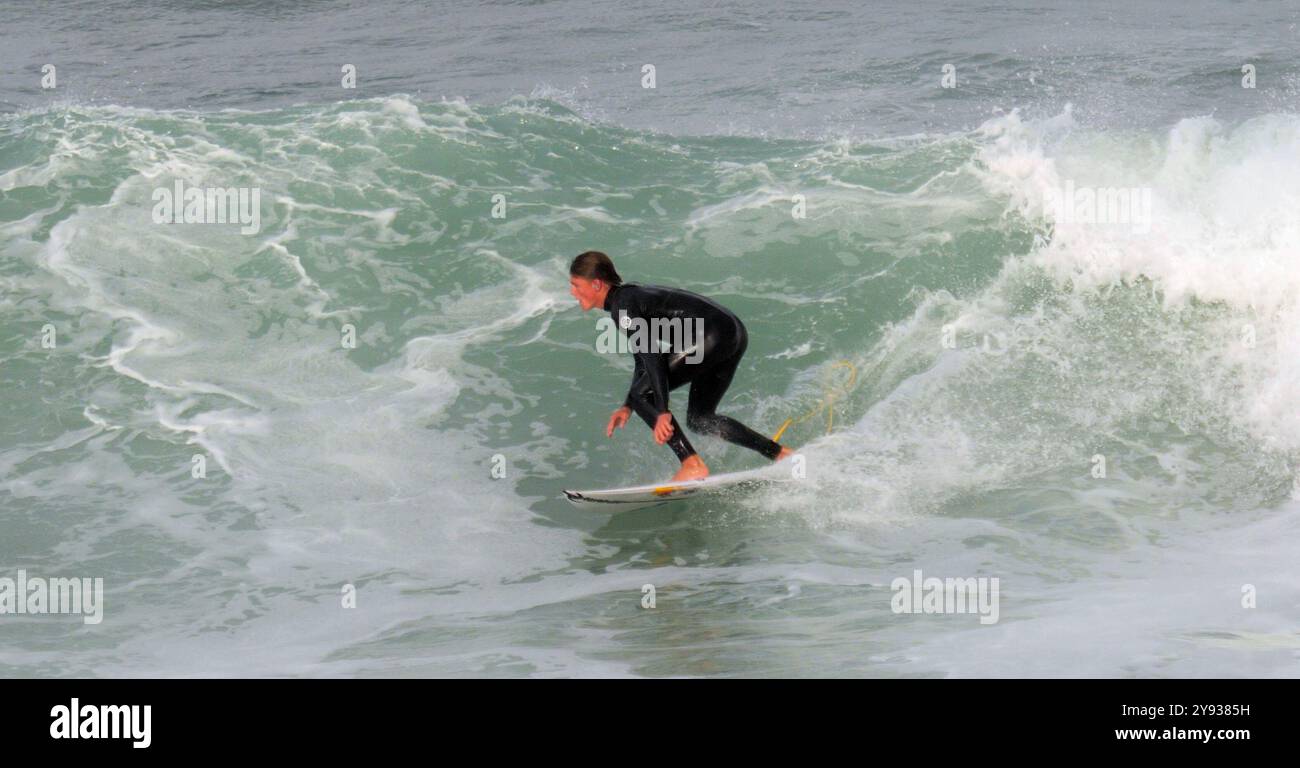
(569, 250), (793, 481)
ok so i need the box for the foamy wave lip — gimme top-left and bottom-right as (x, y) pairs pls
(973, 109), (1300, 447)
(976, 109), (1300, 312)
(379, 96), (428, 131)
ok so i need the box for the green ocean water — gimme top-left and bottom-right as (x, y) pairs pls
(3, 94), (1300, 676)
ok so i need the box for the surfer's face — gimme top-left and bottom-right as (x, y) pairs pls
(569, 275), (603, 311)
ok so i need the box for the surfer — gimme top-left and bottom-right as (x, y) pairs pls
(569, 250), (794, 481)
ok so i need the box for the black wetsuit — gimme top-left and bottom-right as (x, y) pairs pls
(605, 283), (783, 462)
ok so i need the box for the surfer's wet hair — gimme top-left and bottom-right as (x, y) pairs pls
(570, 250), (622, 287)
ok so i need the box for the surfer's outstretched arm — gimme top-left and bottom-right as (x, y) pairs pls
(623, 356), (644, 409)
(625, 337), (671, 417)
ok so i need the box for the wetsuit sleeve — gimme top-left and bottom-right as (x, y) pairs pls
(623, 356), (644, 409)
(611, 286), (671, 417)
(630, 348), (671, 417)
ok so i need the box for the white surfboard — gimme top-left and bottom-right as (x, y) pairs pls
(563, 463), (788, 512)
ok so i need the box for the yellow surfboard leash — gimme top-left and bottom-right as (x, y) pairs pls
(771, 360), (857, 443)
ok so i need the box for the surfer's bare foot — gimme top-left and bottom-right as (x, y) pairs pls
(672, 455), (709, 481)
(774, 446), (794, 462)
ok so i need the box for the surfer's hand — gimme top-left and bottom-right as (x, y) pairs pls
(606, 406), (631, 437)
(653, 412), (674, 444)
